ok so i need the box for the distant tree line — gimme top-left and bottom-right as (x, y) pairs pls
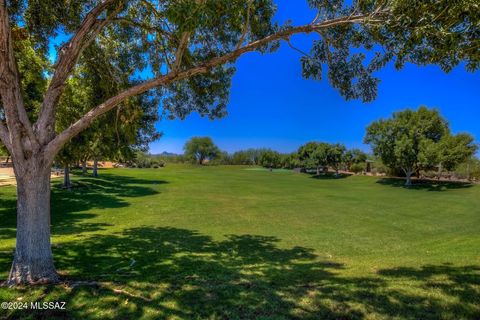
(2, 106), (476, 187)
(127, 107), (479, 185)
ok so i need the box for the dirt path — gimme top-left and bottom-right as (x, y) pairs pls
(0, 167), (62, 187)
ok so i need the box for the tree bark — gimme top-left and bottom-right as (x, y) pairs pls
(7, 164), (58, 285)
(316, 167), (320, 175)
(93, 159), (98, 177)
(63, 165), (71, 188)
(82, 160), (88, 175)
(405, 171), (413, 186)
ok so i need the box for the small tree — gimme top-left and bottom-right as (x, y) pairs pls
(344, 149), (368, 171)
(259, 150), (282, 171)
(364, 106), (469, 186)
(437, 133), (477, 173)
(184, 137), (220, 165)
(298, 142), (326, 175)
(327, 143), (346, 176)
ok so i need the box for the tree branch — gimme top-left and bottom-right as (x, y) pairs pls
(110, 17), (174, 39)
(172, 31), (191, 71)
(45, 13), (383, 159)
(0, 0), (39, 157)
(236, 2), (252, 50)
(35, 0), (120, 144)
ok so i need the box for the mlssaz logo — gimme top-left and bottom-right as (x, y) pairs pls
(30, 302), (67, 310)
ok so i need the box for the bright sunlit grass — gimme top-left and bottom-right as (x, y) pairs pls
(0, 165), (479, 319)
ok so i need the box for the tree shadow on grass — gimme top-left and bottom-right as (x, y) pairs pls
(49, 173), (162, 235)
(308, 172), (352, 180)
(376, 178), (473, 191)
(2, 227), (478, 319)
(377, 263), (480, 314)
(0, 174), (162, 274)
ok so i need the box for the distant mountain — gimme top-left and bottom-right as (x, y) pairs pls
(150, 152), (182, 157)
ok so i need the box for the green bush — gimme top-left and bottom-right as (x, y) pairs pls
(350, 163), (365, 174)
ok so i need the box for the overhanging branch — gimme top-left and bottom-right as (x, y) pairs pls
(45, 12), (384, 159)
(35, 0), (120, 144)
(0, 0), (39, 155)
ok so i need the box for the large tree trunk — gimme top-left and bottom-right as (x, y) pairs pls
(405, 171), (413, 186)
(7, 164), (58, 285)
(316, 167), (320, 175)
(93, 159), (98, 177)
(63, 165), (71, 188)
(82, 160), (87, 175)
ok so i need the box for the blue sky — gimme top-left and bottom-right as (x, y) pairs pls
(49, 1), (480, 155)
(150, 0), (480, 154)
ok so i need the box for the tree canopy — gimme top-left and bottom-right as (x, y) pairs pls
(344, 148), (368, 170)
(297, 141), (348, 175)
(365, 106), (477, 185)
(2, 0), (479, 165)
(184, 136), (220, 164)
(259, 149), (282, 170)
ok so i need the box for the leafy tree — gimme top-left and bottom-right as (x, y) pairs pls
(298, 142), (323, 174)
(232, 150), (255, 165)
(1, 0), (478, 284)
(282, 152), (302, 169)
(299, 142), (344, 175)
(56, 47), (160, 178)
(327, 143), (346, 176)
(259, 150), (282, 170)
(436, 133), (477, 172)
(344, 149), (368, 171)
(365, 106), (453, 185)
(184, 137), (220, 164)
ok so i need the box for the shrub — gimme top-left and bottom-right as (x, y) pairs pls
(350, 163), (365, 174)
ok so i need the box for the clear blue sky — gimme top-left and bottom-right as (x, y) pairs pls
(151, 0), (480, 154)
(51, 1), (479, 155)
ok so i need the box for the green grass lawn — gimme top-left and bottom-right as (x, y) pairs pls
(0, 165), (479, 319)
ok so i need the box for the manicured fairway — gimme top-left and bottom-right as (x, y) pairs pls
(0, 165), (479, 319)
